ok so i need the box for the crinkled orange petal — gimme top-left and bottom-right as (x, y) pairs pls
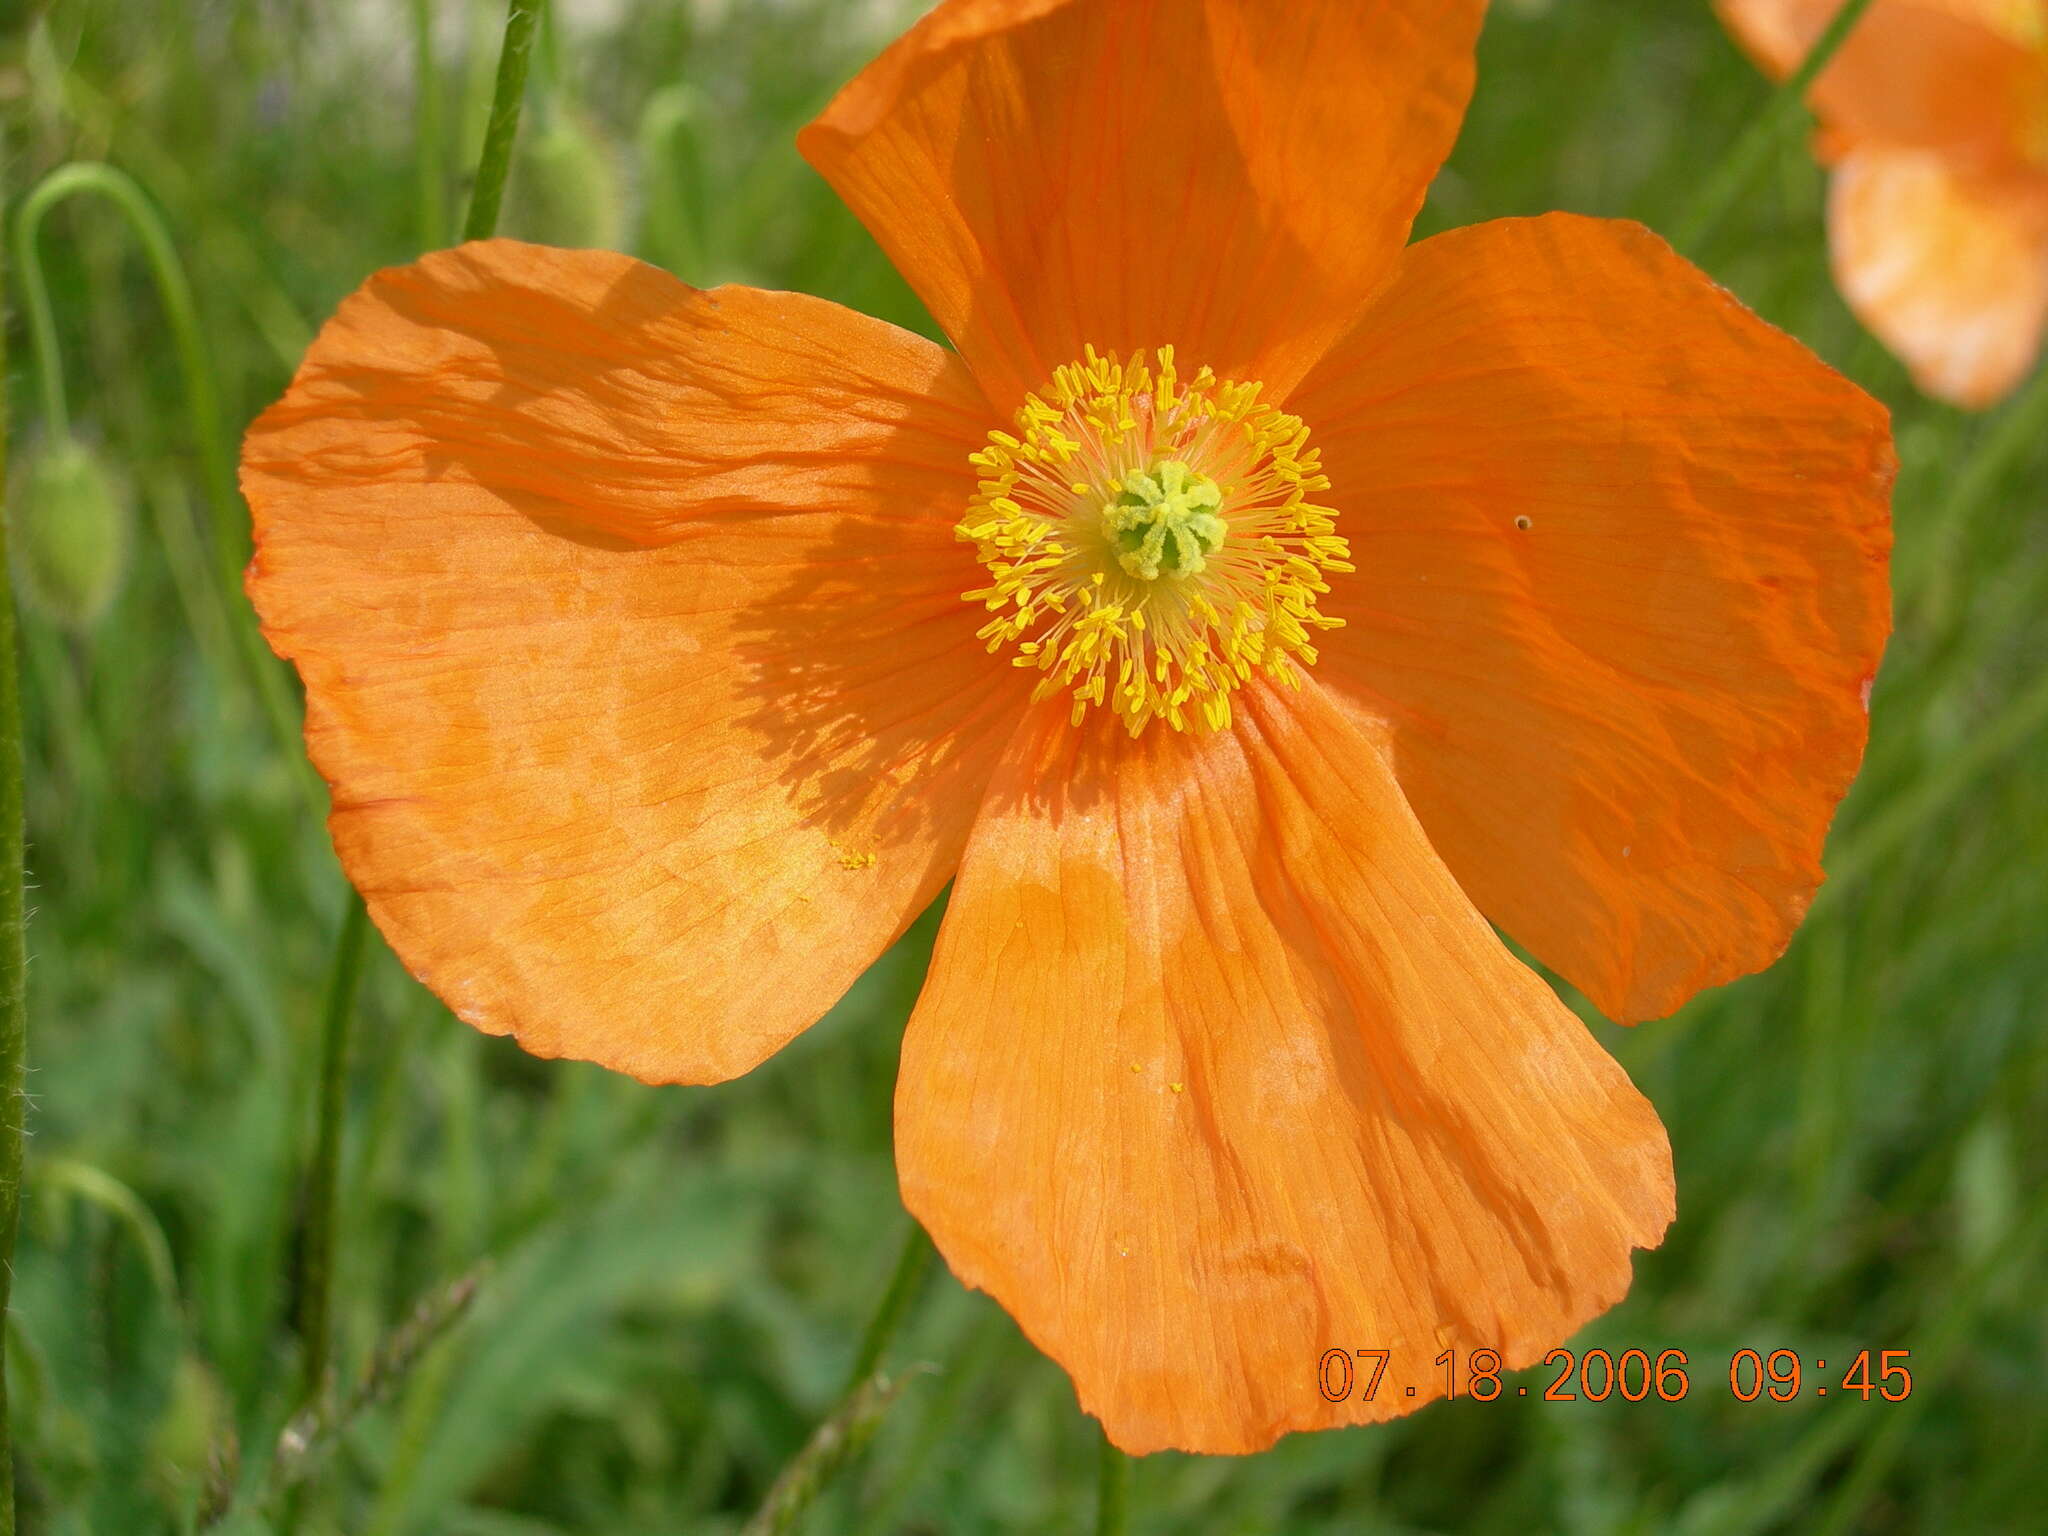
(1290, 215), (1894, 1025)
(1830, 147), (2048, 408)
(799, 0), (1484, 413)
(243, 240), (1026, 1084)
(1715, 0), (2046, 164)
(897, 680), (1674, 1456)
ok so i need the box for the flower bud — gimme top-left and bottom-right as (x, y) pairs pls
(637, 83), (710, 279)
(508, 106), (625, 252)
(7, 433), (130, 629)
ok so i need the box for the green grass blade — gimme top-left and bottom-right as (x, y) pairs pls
(1673, 0), (1877, 255)
(0, 123), (28, 1536)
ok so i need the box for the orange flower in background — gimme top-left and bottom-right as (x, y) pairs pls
(242, 0), (1893, 1454)
(1718, 0), (2048, 407)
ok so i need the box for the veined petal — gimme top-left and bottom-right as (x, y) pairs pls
(243, 241), (1023, 1084)
(1715, 0), (2047, 164)
(898, 682), (1673, 1456)
(1291, 215), (1893, 1025)
(799, 0), (1484, 412)
(1830, 147), (2048, 407)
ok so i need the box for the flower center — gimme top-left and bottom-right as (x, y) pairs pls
(1104, 460), (1226, 580)
(957, 347), (1351, 735)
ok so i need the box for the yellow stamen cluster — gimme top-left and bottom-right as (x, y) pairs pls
(958, 346), (1352, 735)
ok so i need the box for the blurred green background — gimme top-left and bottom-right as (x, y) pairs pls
(3, 0), (2045, 1531)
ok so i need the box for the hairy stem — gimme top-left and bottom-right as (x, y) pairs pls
(463, 0), (544, 242)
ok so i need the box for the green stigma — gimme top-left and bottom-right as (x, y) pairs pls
(1102, 459), (1227, 580)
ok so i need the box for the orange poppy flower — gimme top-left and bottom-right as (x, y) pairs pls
(1718, 0), (2048, 407)
(242, 0), (1893, 1454)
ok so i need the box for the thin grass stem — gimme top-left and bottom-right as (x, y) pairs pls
(10, 162), (312, 805)
(1918, 366), (2048, 629)
(844, 1220), (933, 1394)
(740, 1221), (935, 1534)
(272, 1264), (484, 1506)
(741, 1366), (932, 1536)
(413, 0), (448, 250)
(1672, 0), (1877, 256)
(1809, 1195), (2048, 1536)
(279, 8), (544, 1523)
(463, 1), (545, 243)
(296, 893), (371, 1412)
(0, 129), (29, 1536)
(1821, 662), (2048, 900)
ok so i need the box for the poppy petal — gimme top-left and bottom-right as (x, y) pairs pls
(1830, 147), (2048, 408)
(243, 240), (1022, 1084)
(897, 680), (1674, 1456)
(1715, 0), (2045, 163)
(799, 0), (1485, 413)
(1290, 214), (1893, 1025)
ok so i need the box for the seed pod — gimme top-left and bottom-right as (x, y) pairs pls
(508, 105), (625, 251)
(7, 433), (131, 629)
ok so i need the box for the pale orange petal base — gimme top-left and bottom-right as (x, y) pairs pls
(1830, 149), (2048, 409)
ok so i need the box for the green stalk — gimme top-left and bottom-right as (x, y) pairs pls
(296, 894), (371, 1411)
(413, 0), (447, 249)
(463, 1), (544, 243)
(741, 1222), (935, 1534)
(1917, 367), (2048, 631)
(1096, 1427), (1130, 1536)
(10, 163), (312, 806)
(1930, 367), (2048, 533)
(741, 1367), (932, 1536)
(843, 1220), (933, 1394)
(1672, 0), (1878, 256)
(1820, 662), (2048, 899)
(283, 3), (543, 1517)
(0, 130), (29, 1536)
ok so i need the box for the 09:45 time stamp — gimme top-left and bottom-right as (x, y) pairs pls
(1317, 1347), (1913, 1405)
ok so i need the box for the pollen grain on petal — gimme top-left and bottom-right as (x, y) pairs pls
(955, 347), (1353, 737)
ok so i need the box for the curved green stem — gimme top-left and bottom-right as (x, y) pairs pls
(0, 133), (29, 1536)
(10, 182), (67, 440)
(463, 1), (544, 242)
(1096, 1427), (1130, 1536)
(1673, 0), (1878, 256)
(10, 162), (311, 803)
